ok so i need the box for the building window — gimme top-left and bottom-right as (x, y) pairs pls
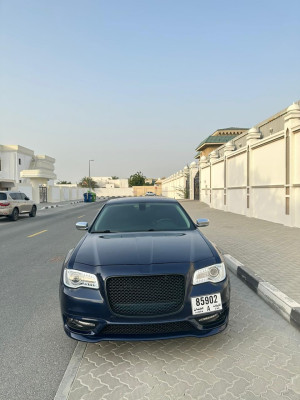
(19, 158), (21, 165)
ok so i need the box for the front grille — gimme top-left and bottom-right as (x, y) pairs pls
(106, 275), (185, 316)
(101, 321), (193, 336)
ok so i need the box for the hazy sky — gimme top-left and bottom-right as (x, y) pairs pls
(0, 0), (299, 183)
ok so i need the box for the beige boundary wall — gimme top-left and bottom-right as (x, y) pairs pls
(199, 102), (300, 228)
(95, 186), (163, 197)
(94, 187), (134, 197)
(133, 186), (162, 197)
(161, 170), (187, 199)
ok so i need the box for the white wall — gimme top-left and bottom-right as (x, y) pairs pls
(48, 186), (61, 202)
(211, 161), (224, 188)
(0, 152), (16, 181)
(251, 187), (285, 223)
(161, 170), (187, 199)
(227, 152), (247, 188)
(227, 189), (247, 215)
(70, 188), (78, 200)
(61, 187), (70, 201)
(15, 184), (33, 200)
(47, 186), (86, 203)
(251, 139), (285, 186)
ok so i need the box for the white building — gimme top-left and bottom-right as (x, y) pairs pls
(91, 176), (133, 197)
(0, 144), (85, 204)
(92, 177), (129, 189)
(0, 145), (56, 202)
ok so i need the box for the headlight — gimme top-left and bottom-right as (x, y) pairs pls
(63, 269), (99, 289)
(193, 263), (226, 285)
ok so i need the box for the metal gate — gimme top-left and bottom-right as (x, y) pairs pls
(39, 186), (47, 203)
(194, 171), (199, 200)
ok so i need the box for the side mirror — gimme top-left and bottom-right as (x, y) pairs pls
(76, 222), (89, 230)
(196, 218), (209, 227)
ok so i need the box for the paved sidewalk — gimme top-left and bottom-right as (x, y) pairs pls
(56, 275), (299, 400)
(181, 201), (300, 304)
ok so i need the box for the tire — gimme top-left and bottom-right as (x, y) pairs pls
(10, 208), (19, 221)
(29, 205), (37, 217)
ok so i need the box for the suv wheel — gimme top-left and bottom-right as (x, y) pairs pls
(29, 205), (37, 217)
(10, 208), (19, 221)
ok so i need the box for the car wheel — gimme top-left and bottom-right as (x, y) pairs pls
(29, 205), (37, 217)
(10, 208), (19, 221)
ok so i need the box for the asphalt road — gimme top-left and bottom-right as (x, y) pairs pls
(0, 201), (105, 400)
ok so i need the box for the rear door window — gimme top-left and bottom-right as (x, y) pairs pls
(9, 193), (19, 200)
(10, 193), (23, 200)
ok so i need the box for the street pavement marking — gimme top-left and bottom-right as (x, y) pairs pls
(27, 230), (48, 238)
(77, 215), (85, 218)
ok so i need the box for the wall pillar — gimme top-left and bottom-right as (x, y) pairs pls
(29, 178), (48, 204)
(246, 127), (262, 217)
(188, 162), (199, 200)
(223, 141), (235, 211)
(284, 103), (300, 227)
(199, 156), (209, 203)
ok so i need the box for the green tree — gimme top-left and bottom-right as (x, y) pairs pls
(78, 176), (99, 190)
(111, 176), (119, 180)
(128, 171), (146, 187)
(57, 180), (71, 184)
(176, 165), (190, 199)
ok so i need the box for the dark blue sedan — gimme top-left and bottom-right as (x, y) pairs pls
(59, 197), (230, 342)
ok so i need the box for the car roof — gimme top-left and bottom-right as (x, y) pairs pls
(0, 191), (22, 194)
(106, 197), (178, 205)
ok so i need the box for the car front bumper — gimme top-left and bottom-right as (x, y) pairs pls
(60, 270), (230, 342)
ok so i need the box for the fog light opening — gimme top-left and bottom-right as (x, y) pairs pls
(67, 318), (97, 331)
(197, 313), (219, 323)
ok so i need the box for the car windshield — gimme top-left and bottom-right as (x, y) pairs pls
(91, 202), (195, 233)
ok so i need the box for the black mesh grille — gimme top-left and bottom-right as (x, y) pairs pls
(106, 275), (185, 316)
(101, 321), (192, 336)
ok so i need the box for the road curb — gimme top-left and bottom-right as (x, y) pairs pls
(54, 342), (87, 400)
(224, 254), (300, 330)
(40, 205), (61, 209)
(40, 201), (84, 210)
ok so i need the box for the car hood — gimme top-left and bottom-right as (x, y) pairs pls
(74, 231), (214, 266)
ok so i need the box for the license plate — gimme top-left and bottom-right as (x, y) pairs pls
(191, 293), (222, 315)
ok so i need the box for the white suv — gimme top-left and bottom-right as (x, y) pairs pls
(0, 191), (37, 221)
